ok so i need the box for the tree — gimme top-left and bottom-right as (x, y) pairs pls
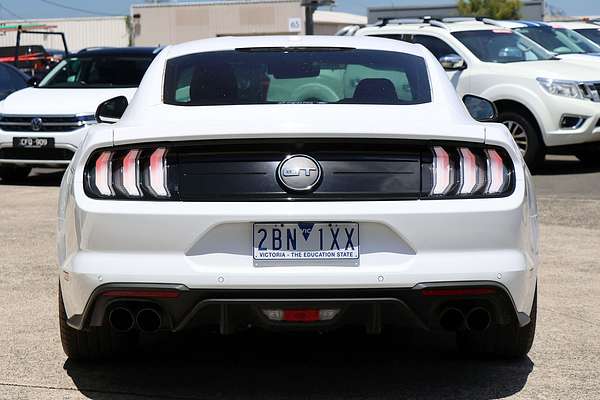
(457, 0), (522, 20)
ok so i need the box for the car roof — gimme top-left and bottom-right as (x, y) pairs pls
(163, 35), (429, 60)
(549, 21), (600, 30)
(75, 46), (162, 58)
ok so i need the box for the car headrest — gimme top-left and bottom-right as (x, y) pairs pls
(352, 78), (398, 104)
(189, 64), (238, 105)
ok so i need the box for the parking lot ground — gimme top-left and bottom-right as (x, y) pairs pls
(0, 156), (599, 399)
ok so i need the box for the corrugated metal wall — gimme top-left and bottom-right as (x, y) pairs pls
(0, 16), (129, 52)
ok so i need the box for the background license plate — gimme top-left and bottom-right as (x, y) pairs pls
(13, 137), (54, 148)
(253, 222), (359, 260)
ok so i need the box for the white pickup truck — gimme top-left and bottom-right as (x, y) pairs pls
(0, 47), (160, 182)
(350, 18), (600, 168)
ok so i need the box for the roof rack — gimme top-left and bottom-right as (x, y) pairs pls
(372, 15), (502, 30)
(374, 16), (450, 29)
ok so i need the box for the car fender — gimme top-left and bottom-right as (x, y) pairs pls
(479, 84), (550, 138)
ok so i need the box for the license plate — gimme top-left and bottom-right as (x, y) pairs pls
(253, 222), (359, 260)
(13, 137), (54, 148)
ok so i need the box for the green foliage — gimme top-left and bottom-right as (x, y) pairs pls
(457, 0), (522, 20)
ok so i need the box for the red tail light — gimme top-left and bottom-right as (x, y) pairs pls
(427, 145), (513, 198)
(85, 147), (175, 200)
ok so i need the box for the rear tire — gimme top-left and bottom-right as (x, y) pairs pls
(59, 284), (135, 360)
(457, 289), (537, 359)
(499, 110), (545, 170)
(0, 165), (31, 183)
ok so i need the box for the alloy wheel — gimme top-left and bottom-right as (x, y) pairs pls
(502, 120), (528, 155)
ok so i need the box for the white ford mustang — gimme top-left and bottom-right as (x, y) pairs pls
(57, 35), (538, 360)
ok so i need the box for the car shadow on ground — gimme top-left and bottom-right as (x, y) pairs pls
(534, 157), (600, 176)
(0, 168), (64, 187)
(64, 329), (533, 400)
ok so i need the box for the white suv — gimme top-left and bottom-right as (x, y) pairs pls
(58, 35), (538, 360)
(354, 18), (600, 167)
(0, 47), (160, 182)
(557, 21), (600, 46)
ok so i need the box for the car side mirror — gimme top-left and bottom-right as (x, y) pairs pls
(95, 96), (128, 124)
(439, 54), (466, 70)
(462, 94), (498, 122)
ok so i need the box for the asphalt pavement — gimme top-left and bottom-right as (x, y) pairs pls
(0, 155), (599, 399)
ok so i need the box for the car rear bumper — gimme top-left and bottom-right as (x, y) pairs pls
(59, 170), (538, 327)
(65, 281), (530, 333)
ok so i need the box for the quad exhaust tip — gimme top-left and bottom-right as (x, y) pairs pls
(440, 306), (492, 332)
(108, 307), (135, 332)
(465, 307), (491, 332)
(136, 308), (162, 333)
(439, 307), (465, 331)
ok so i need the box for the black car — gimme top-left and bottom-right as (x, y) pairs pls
(0, 63), (29, 100)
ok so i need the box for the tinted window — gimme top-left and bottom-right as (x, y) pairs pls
(453, 30), (554, 63)
(575, 28), (600, 45)
(372, 34), (458, 59)
(164, 49), (432, 106)
(515, 27), (600, 54)
(411, 35), (458, 59)
(39, 55), (153, 88)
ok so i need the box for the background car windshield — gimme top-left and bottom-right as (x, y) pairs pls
(39, 56), (153, 88)
(515, 27), (600, 54)
(452, 30), (554, 63)
(163, 49), (432, 106)
(573, 28), (600, 46)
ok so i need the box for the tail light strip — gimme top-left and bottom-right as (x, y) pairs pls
(429, 146), (512, 197)
(84, 143), (514, 200)
(86, 147), (172, 200)
(148, 148), (169, 198)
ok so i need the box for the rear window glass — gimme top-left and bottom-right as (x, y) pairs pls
(163, 48), (432, 106)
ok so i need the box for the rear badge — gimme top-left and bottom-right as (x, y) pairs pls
(277, 154), (322, 193)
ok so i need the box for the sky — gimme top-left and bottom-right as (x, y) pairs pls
(1, 0), (600, 20)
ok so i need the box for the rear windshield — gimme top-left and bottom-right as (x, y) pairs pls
(452, 30), (554, 63)
(39, 55), (154, 88)
(574, 28), (600, 46)
(515, 27), (600, 54)
(163, 48), (432, 106)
